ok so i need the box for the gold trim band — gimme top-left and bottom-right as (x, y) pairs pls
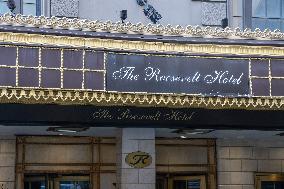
(0, 88), (283, 110)
(1, 32), (284, 57)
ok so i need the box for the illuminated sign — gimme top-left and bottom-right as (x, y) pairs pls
(106, 53), (250, 97)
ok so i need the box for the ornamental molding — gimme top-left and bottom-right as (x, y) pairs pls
(0, 88), (283, 110)
(1, 14), (284, 40)
(2, 32), (284, 57)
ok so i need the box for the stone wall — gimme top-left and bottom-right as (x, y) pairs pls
(51, 0), (79, 17)
(116, 128), (155, 189)
(201, 1), (226, 27)
(0, 137), (16, 189)
(217, 138), (284, 189)
(78, 0), (202, 26)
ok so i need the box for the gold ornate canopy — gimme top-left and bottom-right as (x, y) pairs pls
(0, 14), (284, 110)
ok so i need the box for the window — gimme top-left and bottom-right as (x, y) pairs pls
(22, 0), (41, 16)
(252, 0), (284, 31)
(0, 0), (10, 15)
(0, 0), (41, 16)
(256, 174), (284, 189)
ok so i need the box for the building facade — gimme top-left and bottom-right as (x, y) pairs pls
(0, 1), (284, 189)
(1, 0), (283, 31)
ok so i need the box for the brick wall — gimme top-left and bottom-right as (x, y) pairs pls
(217, 138), (284, 189)
(0, 137), (16, 189)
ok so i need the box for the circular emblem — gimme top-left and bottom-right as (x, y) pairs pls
(125, 151), (152, 168)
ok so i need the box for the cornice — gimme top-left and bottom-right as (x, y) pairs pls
(1, 13), (284, 41)
(2, 31), (284, 57)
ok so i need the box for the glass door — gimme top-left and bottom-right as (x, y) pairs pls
(24, 174), (90, 189)
(54, 176), (90, 189)
(169, 176), (206, 189)
(24, 176), (46, 189)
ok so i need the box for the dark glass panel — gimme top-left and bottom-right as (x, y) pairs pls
(77, 181), (90, 189)
(18, 48), (39, 67)
(30, 181), (45, 189)
(24, 182), (29, 189)
(0, 46), (16, 66)
(18, 68), (39, 87)
(84, 71), (104, 90)
(156, 178), (165, 189)
(60, 181), (89, 189)
(251, 78), (270, 96)
(271, 59), (284, 77)
(60, 181), (75, 189)
(63, 71), (83, 89)
(42, 48), (61, 68)
(63, 50), (83, 69)
(187, 180), (200, 189)
(271, 79), (284, 96)
(173, 180), (186, 189)
(251, 59), (269, 77)
(275, 181), (284, 189)
(85, 51), (104, 70)
(0, 68), (16, 86)
(41, 69), (61, 88)
(262, 181), (275, 189)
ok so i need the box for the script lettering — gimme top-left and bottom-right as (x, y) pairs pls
(112, 67), (139, 81)
(92, 109), (114, 120)
(111, 66), (244, 87)
(204, 70), (244, 85)
(92, 108), (195, 122)
(164, 111), (195, 121)
(130, 154), (150, 165)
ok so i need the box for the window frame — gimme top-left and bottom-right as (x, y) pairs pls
(255, 173), (284, 189)
(21, 0), (42, 16)
(0, 0), (41, 16)
(245, 0), (284, 31)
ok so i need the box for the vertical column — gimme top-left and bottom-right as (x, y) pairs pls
(117, 128), (155, 189)
(0, 137), (16, 189)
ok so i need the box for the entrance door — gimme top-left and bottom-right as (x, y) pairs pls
(24, 176), (46, 189)
(54, 176), (90, 189)
(156, 175), (206, 189)
(24, 174), (90, 189)
(169, 176), (206, 189)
